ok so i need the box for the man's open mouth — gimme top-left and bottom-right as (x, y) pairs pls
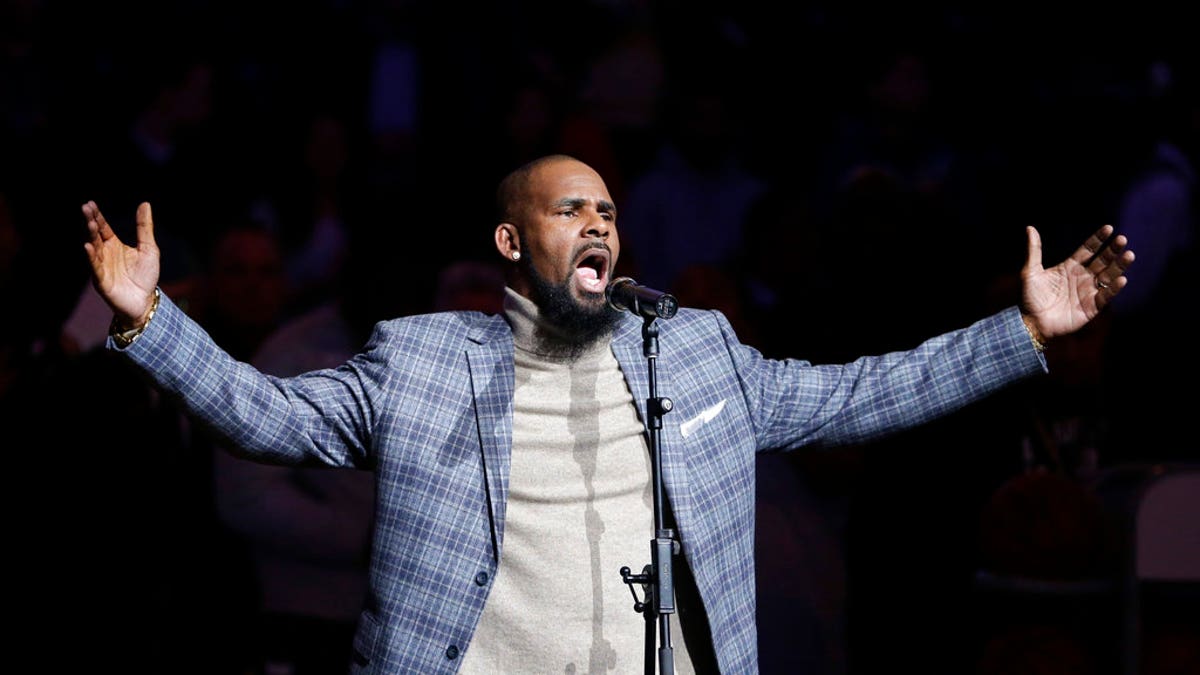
(574, 247), (611, 294)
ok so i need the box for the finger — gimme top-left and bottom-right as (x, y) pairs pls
(80, 200), (101, 261)
(82, 200), (96, 232)
(1116, 247), (1135, 274)
(1094, 273), (1127, 311)
(87, 200), (117, 242)
(1078, 224), (1115, 267)
(1024, 225), (1043, 272)
(1106, 237), (1133, 272)
(1091, 236), (1136, 289)
(82, 202), (97, 238)
(135, 201), (156, 248)
(1087, 232), (1126, 271)
(82, 201), (107, 252)
(1099, 249), (1136, 288)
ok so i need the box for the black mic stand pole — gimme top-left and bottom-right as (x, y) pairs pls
(620, 314), (679, 675)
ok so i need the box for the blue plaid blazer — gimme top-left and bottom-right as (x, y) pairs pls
(118, 293), (1045, 674)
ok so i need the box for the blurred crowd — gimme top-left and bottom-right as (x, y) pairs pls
(2, 2), (1196, 674)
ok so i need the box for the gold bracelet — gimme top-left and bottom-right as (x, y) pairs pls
(1020, 313), (1046, 353)
(110, 287), (161, 348)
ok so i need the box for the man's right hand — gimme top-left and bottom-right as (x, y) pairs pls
(82, 200), (161, 329)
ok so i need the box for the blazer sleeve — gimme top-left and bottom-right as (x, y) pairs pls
(113, 291), (384, 469)
(725, 305), (1048, 451)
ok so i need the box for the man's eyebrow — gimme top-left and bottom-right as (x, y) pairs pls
(551, 197), (617, 217)
(552, 197), (585, 210)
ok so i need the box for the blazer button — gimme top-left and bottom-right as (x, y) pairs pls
(474, 571), (490, 586)
(446, 645), (460, 660)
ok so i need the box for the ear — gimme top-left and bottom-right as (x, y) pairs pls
(495, 223), (520, 260)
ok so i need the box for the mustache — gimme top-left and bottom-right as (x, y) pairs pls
(573, 241), (611, 258)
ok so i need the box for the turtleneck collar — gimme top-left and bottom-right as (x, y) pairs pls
(502, 287), (613, 362)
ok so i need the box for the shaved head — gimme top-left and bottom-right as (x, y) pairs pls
(495, 154), (581, 223)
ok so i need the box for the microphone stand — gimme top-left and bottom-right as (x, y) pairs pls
(620, 314), (679, 675)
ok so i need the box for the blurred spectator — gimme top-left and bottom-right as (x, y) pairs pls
(1103, 56), (1198, 465)
(28, 342), (259, 674)
(20, 213), (272, 674)
(1, 0), (49, 146)
(212, 237), (502, 674)
(733, 184), (833, 361)
(669, 262), (760, 348)
(809, 45), (980, 360)
(187, 222), (290, 361)
(362, 0), (425, 195)
(1108, 58), (1196, 315)
(189, 220), (308, 673)
(214, 296), (376, 675)
(86, 43), (245, 286)
(671, 257), (852, 674)
(814, 46), (958, 210)
(574, 18), (666, 201)
(619, 69), (768, 290)
(756, 452), (851, 675)
(433, 259), (505, 314)
(250, 110), (363, 315)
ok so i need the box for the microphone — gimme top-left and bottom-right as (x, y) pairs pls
(606, 277), (678, 319)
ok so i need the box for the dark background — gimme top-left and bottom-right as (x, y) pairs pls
(3, 2), (1196, 674)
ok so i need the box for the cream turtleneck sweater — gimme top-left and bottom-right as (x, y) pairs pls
(457, 289), (696, 674)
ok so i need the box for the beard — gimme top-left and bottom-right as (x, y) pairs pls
(523, 250), (621, 360)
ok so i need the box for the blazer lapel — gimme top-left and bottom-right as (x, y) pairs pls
(611, 317), (693, 531)
(466, 315), (516, 560)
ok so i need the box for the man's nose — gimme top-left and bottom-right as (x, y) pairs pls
(584, 215), (610, 239)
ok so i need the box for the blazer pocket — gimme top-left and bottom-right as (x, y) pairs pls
(679, 399), (726, 439)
